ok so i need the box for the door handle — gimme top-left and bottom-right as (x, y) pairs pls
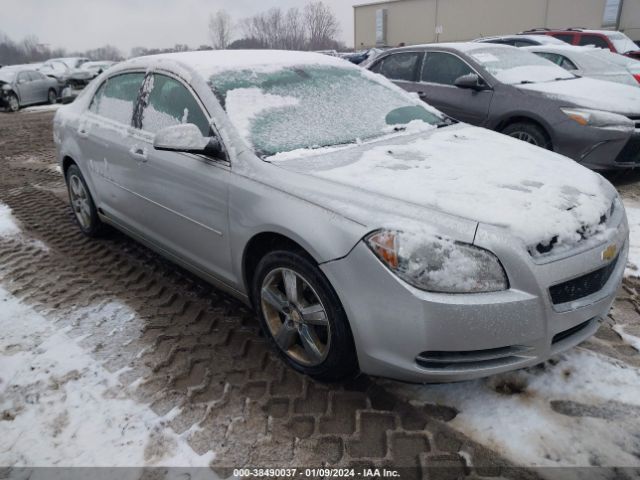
(129, 145), (148, 162)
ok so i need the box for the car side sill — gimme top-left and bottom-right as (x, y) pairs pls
(99, 213), (251, 307)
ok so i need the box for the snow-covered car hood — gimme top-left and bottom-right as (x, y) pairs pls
(273, 125), (616, 252)
(517, 77), (640, 115)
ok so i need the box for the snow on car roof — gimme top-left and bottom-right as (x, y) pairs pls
(124, 50), (354, 79)
(522, 44), (597, 53)
(399, 42), (515, 52)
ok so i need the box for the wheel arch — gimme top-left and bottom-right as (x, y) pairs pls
(62, 155), (77, 175)
(495, 115), (554, 149)
(242, 231), (317, 307)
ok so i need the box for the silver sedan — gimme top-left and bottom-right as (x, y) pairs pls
(53, 51), (628, 382)
(1, 66), (59, 112)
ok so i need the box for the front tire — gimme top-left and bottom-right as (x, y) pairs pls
(65, 164), (105, 237)
(502, 122), (551, 149)
(252, 250), (359, 382)
(47, 89), (57, 105)
(7, 93), (19, 112)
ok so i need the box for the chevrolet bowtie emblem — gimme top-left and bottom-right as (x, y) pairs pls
(602, 244), (618, 262)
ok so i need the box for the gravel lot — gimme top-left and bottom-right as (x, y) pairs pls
(1, 107), (639, 479)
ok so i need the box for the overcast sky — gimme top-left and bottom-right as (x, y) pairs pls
(2, 0), (356, 54)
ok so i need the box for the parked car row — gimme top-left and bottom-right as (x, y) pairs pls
(367, 42), (640, 170)
(520, 28), (640, 59)
(54, 49), (628, 382)
(0, 66), (60, 111)
(0, 57), (117, 112)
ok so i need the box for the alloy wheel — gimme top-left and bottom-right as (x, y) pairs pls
(68, 175), (92, 230)
(8, 95), (19, 112)
(261, 267), (331, 367)
(509, 131), (539, 145)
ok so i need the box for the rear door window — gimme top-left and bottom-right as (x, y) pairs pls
(578, 35), (610, 49)
(558, 56), (578, 71)
(535, 52), (562, 65)
(550, 33), (575, 44)
(140, 74), (210, 136)
(378, 52), (422, 81)
(17, 72), (30, 84)
(89, 73), (145, 125)
(421, 52), (474, 85)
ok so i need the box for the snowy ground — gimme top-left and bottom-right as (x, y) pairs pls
(1, 156), (640, 474)
(383, 349), (640, 476)
(0, 206), (216, 475)
(20, 104), (63, 114)
(625, 199), (640, 276)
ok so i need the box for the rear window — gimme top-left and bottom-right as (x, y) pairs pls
(578, 35), (610, 49)
(550, 33), (575, 44)
(468, 46), (574, 84)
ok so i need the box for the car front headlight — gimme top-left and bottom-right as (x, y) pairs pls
(365, 230), (508, 294)
(561, 108), (634, 130)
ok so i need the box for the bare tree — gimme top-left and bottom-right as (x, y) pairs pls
(239, 6), (309, 50)
(209, 9), (233, 50)
(83, 44), (123, 61)
(283, 8), (306, 50)
(304, 1), (340, 50)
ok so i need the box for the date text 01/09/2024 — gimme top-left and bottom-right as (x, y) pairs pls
(232, 468), (401, 477)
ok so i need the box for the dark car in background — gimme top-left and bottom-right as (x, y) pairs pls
(368, 43), (640, 170)
(0, 66), (59, 112)
(521, 28), (640, 60)
(474, 34), (567, 47)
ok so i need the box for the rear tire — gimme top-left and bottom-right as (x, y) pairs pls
(502, 122), (551, 150)
(65, 164), (105, 237)
(47, 89), (57, 105)
(252, 250), (359, 382)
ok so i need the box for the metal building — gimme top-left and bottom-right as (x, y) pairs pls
(353, 0), (640, 48)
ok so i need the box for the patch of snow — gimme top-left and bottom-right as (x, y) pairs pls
(0, 202), (49, 252)
(226, 88), (300, 147)
(280, 126), (614, 251)
(154, 123), (209, 150)
(518, 77), (640, 115)
(0, 286), (216, 472)
(143, 49), (351, 79)
(382, 348), (640, 471)
(624, 199), (640, 277)
(21, 104), (62, 114)
(613, 325), (640, 352)
(94, 96), (135, 126)
(0, 203), (21, 237)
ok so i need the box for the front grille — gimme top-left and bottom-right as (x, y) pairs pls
(552, 319), (593, 345)
(416, 345), (533, 371)
(549, 255), (619, 305)
(532, 201), (614, 256)
(615, 134), (640, 164)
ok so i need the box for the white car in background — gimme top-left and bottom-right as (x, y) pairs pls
(523, 44), (640, 88)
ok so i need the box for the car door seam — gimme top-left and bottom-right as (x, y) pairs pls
(100, 176), (224, 237)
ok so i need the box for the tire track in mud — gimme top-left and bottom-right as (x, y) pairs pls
(0, 110), (558, 478)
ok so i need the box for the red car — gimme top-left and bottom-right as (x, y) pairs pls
(521, 28), (640, 60)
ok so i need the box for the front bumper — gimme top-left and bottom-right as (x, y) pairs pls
(552, 119), (634, 170)
(321, 213), (628, 383)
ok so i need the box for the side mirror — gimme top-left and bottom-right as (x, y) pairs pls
(454, 73), (488, 91)
(153, 124), (223, 157)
